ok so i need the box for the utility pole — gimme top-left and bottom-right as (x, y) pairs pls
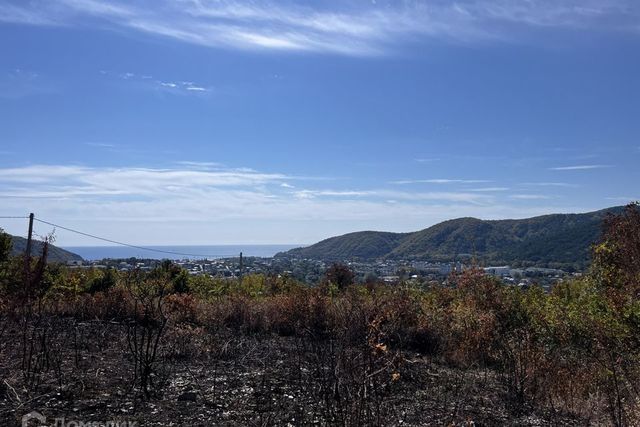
(24, 212), (34, 293)
(25, 213), (34, 260)
(239, 252), (243, 284)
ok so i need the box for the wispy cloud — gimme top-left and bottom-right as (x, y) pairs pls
(292, 189), (374, 199)
(176, 161), (224, 169)
(101, 71), (212, 95)
(0, 0), (637, 56)
(0, 3), (58, 26)
(0, 164), (288, 194)
(391, 179), (492, 185)
(468, 187), (509, 192)
(0, 163), (600, 244)
(520, 182), (579, 187)
(511, 194), (552, 200)
(85, 142), (116, 148)
(288, 188), (493, 205)
(549, 165), (612, 171)
(0, 165), (510, 216)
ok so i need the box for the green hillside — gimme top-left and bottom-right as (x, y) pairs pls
(10, 235), (83, 264)
(284, 231), (407, 261)
(278, 206), (624, 270)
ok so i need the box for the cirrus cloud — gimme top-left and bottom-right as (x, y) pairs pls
(0, 0), (638, 56)
(549, 165), (613, 171)
(0, 162), (592, 244)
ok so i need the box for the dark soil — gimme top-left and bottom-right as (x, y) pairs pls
(0, 318), (588, 426)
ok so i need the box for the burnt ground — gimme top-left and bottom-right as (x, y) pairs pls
(1, 319), (589, 426)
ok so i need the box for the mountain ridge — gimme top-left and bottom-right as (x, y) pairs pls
(10, 235), (83, 264)
(278, 206), (624, 270)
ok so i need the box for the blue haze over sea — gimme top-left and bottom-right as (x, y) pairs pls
(63, 245), (300, 261)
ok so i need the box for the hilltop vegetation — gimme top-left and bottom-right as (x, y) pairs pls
(9, 235), (83, 264)
(285, 230), (407, 260)
(281, 206), (623, 270)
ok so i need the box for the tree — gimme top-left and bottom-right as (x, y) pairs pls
(324, 263), (355, 290)
(592, 202), (640, 302)
(88, 268), (117, 293)
(172, 269), (190, 294)
(589, 202), (640, 425)
(153, 260), (189, 293)
(0, 228), (11, 264)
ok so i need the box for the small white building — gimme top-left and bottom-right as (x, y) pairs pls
(484, 266), (511, 277)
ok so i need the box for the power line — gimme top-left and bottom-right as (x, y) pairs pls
(0, 216), (29, 219)
(33, 217), (239, 259)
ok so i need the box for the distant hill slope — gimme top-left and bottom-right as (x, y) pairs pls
(278, 206), (624, 270)
(286, 231), (408, 261)
(10, 236), (83, 263)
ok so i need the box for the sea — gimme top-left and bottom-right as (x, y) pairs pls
(62, 245), (300, 261)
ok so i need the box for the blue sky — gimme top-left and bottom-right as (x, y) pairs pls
(0, 0), (639, 245)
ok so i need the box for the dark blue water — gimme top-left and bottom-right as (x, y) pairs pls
(62, 245), (300, 261)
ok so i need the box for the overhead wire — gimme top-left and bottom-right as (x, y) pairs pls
(33, 217), (240, 259)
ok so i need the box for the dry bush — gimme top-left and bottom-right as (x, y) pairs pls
(261, 290), (309, 336)
(20, 315), (66, 391)
(164, 293), (200, 325)
(261, 287), (402, 426)
(60, 286), (133, 321)
(123, 272), (170, 399)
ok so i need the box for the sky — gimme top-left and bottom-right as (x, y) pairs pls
(0, 0), (639, 246)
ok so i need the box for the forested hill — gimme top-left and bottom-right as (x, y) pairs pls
(10, 235), (83, 263)
(278, 206), (624, 270)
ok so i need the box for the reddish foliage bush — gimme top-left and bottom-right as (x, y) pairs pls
(165, 293), (199, 325)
